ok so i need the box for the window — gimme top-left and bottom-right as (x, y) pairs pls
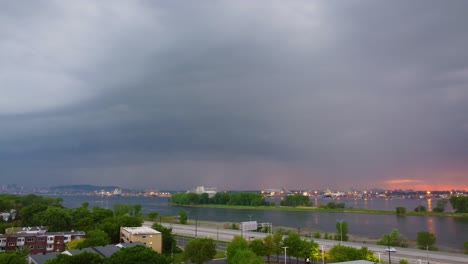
(47, 244), (53, 249)
(29, 245), (34, 249)
(8, 242), (14, 246)
(26, 237), (34, 242)
(47, 237), (54, 241)
(37, 245), (45, 249)
(142, 235), (146, 238)
(38, 237), (45, 241)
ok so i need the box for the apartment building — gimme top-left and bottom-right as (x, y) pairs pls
(120, 226), (162, 253)
(0, 226), (85, 254)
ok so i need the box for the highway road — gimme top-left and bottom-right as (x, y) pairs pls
(144, 221), (468, 264)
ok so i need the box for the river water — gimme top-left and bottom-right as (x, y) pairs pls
(55, 195), (468, 250)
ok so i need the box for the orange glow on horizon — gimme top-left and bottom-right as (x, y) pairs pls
(383, 179), (467, 191)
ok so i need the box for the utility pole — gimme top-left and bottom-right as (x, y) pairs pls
(195, 218), (198, 238)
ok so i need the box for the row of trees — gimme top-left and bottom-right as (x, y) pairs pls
(171, 192), (348, 209)
(377, 229), (438, 251)
(223, 233), (378, 264)
(171, 192), (269, 206)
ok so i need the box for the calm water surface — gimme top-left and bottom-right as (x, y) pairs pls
(56, 195), (468, 250)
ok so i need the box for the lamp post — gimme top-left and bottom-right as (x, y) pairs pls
(387, 235), (391, 264)
(337, 220), (344, 244)
(195, 218), (198, 238)
(321, 245), (325, 264)
(377, 252), (381, 263)
(426, 245), (430, 264)
(282, 246), (288, 264)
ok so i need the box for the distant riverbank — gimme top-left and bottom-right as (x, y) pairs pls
(168, 203), (468, 218)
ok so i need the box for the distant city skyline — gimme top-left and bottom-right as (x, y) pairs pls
(1, 1), (468, 191)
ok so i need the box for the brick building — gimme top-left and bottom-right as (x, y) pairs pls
(0, 226), (85, 254)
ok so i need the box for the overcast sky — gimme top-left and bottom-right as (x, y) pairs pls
(1, 1), (468, 191)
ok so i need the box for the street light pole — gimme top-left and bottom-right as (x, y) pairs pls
(337, 219), (343, 244)
(282, 246), (288, 264)
(377, 252), (381, 263)
(321, 245), (324, 264)
(387, 235), (391, 264)
(426, 245), (430, 264)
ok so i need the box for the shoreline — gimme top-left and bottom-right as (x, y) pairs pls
(169, 203), (468, 218)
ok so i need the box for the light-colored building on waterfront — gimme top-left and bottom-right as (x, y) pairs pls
(120, 226), (162, 253)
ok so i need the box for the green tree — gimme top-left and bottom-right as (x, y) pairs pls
(146, 212), (158, 221)
(152, 223), (178, 254)
(33, 207), (72, 231)
(249, 238), (267, 257)
(104, 245), (168, 264)
(449, 196), (468, 213)
(66, 238), (86, 250)
(99, 215), (143, 243)
(400, 259), (409, 264)
(377, 229), (408, 247)
(76, 229), (110, 248)
(178, 210), (188, 224)
(91, 207), (114, 224)
(417, 231), (437, 250)
(327, 245), (378, 263)
(227, 236), (249, 263)
(395, 207), (406, 215)
(19, 203), (48, 226)
(70, 206), (94, 231)
(230, 249), (265, 264)
(262, 234), (275, 263)
(464, 241), (468, 254)
(45, 251), (104, 264)
(0, 252), (27, 264)
(283, 232), (302, 262)
(433, 199), (448, 213)
(280, 194), (311, 207)
(313, 231), (321, 239)
(335, 221), (349, 242)
(183, 238), (217, 264)
(414, 205), (426, 212)
(300, 239), (319, 263)
(272, 232), (284, 263)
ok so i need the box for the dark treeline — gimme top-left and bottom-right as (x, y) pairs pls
(170, 192), (350, 208)
(0, 194), (142, 245)
(171, 192), (270, 206)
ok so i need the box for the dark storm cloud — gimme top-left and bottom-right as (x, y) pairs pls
(1, 1), (468, 190)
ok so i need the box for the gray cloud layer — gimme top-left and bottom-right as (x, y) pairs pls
(1, 1), (468, 190)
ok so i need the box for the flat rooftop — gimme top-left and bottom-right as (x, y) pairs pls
(121, 227), (160, 235)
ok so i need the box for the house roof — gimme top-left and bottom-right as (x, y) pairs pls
(28, 242), (149, 263)
(28, 252), (60, 264)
